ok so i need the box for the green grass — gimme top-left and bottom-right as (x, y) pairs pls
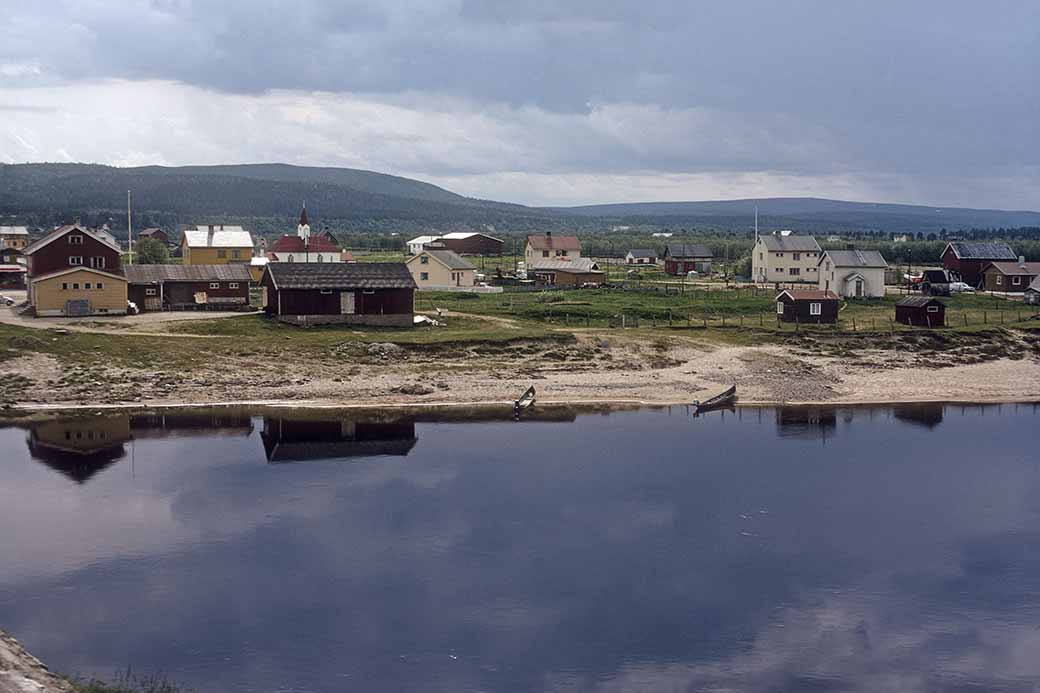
(71, 670), (194, 693)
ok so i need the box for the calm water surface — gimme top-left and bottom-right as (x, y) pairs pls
(1, 404), (1039, 692)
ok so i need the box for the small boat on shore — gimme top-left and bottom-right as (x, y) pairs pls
(514, 386), (536, 418)
(692, 384), (736, 415)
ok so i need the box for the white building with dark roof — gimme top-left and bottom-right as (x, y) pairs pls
(818, 249), (888, 298)
(752, 234), (822, 284)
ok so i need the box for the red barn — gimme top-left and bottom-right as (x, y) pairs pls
(662, 242), (713, 276)
(261, 262), (415, 326)
(940, 242), (1016, 288)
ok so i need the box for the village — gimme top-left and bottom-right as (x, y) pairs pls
(1, 207), (1039, 411)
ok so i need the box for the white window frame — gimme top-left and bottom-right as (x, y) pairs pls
(145, 288), (157, 296)
(996, 276), (1003, 285)
(96, 282), (103, 290)
(810, 302), (822, 316)
(420, 272), (429, 280)
(420, 255), (429, 264)
(84, 282), (92, 290)
(229, 282), (240, 289)
(209, 282), (220, 289)
(69, 256), (83, 265)
(68, 235), (84, 245)
(927, 305), (939, 313)
(90, 256), (105, 269)
(320, 289), (333, 295)
(1012, 276), (1022, 285)
(776, 301), (785, 315)
(789, 268), (800, 276)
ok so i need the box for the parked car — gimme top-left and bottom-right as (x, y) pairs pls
(0, 295), (14, 306)
(949, 282), (975, 293)
(685, 270), (699, 279)
(127, 300), (139, 315)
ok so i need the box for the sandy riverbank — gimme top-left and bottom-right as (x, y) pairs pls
(4, 329), (1040, 411)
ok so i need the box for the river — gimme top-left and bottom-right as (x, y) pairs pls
(1, 403), (1038, 692)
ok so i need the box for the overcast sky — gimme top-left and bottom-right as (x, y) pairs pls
(1, 1), (1038, 208)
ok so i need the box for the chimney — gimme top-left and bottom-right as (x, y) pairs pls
(208, 224), (214, 232)
(546, 231), (552, 238)
(1020, 255), (1027, 269)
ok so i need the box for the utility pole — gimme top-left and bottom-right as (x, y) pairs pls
(127, 189), (133, 264)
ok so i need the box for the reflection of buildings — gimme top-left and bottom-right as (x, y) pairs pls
(892, 403), (945, 429)
(776, 407), (838, 441)
(129, 412), (254, 438)
(261, 418), (417, 463)
(27, 416), (130, 483)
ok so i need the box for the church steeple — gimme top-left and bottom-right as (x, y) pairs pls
(297, 202), (310, 242)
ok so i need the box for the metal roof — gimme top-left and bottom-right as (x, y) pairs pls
(758, 235), (821, 252)
(412, 249), (475, 271)
(0, 226), (29, 236)
(440, 231), (503, 242)
(664, 242), (712, 259)
(265, 262), (416, 290)
(182, 226), (253, 248)
(822, 249), (887, 268)
(626, 248), (657, 258)
(527, 234), (581, 251)
(777, 290), (839, 301)
(124, 264), (253, 284)
(897, 296), (945, 308)
(529, 258), (600, 272)
(1029, 277), (1040, 293)
(944, 242), (1017, 261)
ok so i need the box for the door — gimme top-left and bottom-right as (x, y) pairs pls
(65, 299), (91, 316)
(855, 279), (863, 298)
(340, 291), (355, 315)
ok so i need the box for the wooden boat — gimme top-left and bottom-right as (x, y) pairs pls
(513, 386), (536, 417)
(692, 384), (736, 415)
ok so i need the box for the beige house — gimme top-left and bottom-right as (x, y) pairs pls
(0, 226), (30, 249)
(406, 249), (476, 289)
(30, 267), (128, 317)
(818, 250), (887, 298)
(752, 235), (822, 283)
(525, 232), (581, 265)
(181, 225), (254, 265)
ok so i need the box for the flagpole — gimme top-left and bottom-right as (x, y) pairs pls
(127, 189), (133, 264)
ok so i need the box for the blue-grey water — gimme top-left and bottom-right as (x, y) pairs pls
(1, 404), (1039, 692)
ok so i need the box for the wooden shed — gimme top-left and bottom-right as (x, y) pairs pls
(775, 289), (839, 324)
(261, 262), (416, 326)
(124, 264), (252, 311)
(895, 296), (946, 327)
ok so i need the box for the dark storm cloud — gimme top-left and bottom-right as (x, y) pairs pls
(1, 0), (1038, 204)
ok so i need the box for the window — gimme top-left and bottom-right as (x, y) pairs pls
(792, 253), (801, 261)
(90, 257), (105, 269)
(61, 282), (68, 290)
(217, 249), (227, 259)
(362, 289), (375, 295)
(229, 282), (239, 289)
(72, 283), (80, 290)
(1013, 276), (1022, 285)
(775, 252), (784, 258)
(810, 302), (822, 316)
(287, 254), (294, 262)
(420, 255), (429, 264)
(776, 301), (784, 315)
(320, 289), (333, 295)
(542, 250), (549, 258)
(69, 256), (83, 265)
(420, 272), (429, 280)
(232, 249), (241, 259)
(759, 253), (763, 260)
(84, 282), (92, 289)
(145, 288), (157, 296)
(96, 282), (103, 290)
(825, 261), (831, 271)
(97, 308), (108, 313)
(996, 276), (1003, 285)
(775, 267), (784, 273)
(316, 254), (323, 262)
(210, 282), (220, 289)
(69, 235), (84, 245)
(559, 250), (568, 257)
(927, 305), (939, 313)
(789, 268), (800, 276)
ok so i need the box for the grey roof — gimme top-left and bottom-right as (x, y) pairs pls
(24, 224), (122, 255)
(664, 242), (712, 259)
(1029, 277), (1040, 293)
(944, 242), (1017, 261)
(822, 249), (887, 268)
(529, 258), (600, 272)
(124, 264), (252, 284)
(266, 262), (416, 290)
(897, 296), (945, 308)
(922, 269), (951, 283)
(758, 235), (821, 252)
(423, 249), (475, 270)
(0, 226), (29, 236)
(627, 248), (657, 258)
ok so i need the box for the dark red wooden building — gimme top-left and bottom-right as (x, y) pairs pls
(23, 225), (122, 278)
(662, 242), (713, 276)
(895, 296), (946, 327)
(775, 290), (839, 324)
(940, 242), (1016, 287)
(124, 264), (252, 311)
(435, 233), (504, 256)
(261, 262), (415, 326)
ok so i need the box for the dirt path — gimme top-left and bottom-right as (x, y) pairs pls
(0, 303), (255, 338)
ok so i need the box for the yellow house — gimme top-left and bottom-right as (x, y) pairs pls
(182, 225), (254, 266)
(406, 249), (476, 289)
(30, 267), (128, 317)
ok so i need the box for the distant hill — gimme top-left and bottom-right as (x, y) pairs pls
(549, 197), (1040, 233)
(2, 163), (1038, 236)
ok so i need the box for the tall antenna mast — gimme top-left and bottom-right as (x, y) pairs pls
(127, 189), (133, 264)
(754, 205), (759, 242)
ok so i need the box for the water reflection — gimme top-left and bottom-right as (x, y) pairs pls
(892, 402), (945, 429)
(129, 412), (254, 438)
(27, 416), (129, 483)
(2, 403), (1039, 693)
(260, 417), (417, 462)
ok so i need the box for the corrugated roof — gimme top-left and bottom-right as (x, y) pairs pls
(897, 296), (944, 307)
(945, 242), (1017, 261)
(418, 249), (475, 270)
(777, 290), (839, 301)
(984, 261), (1040, 275)
(823, 250), (887, 268)
(266, 262), (416, 290)
(664, 242), (712, 259)
(527, 234), (581, 251)
(0, 226), (29, 236)
(407, 235), (441, 245)
(758, 235), (821, 252)
(529, 258), (599, 272)
(183, 226), (253, 248)
(124, 264), (252, 284)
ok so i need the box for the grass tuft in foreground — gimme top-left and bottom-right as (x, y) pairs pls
(71, 670), (195, 693)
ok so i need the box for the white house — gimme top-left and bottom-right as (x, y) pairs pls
(407, 235), (441, 255)
(752, 235), (822, 283)
(625, 249), (657, 265)
(818, 249), (887, 298)
(525, 232), (581, 264)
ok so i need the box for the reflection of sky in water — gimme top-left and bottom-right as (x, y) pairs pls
(1, 405), (1039, 692)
